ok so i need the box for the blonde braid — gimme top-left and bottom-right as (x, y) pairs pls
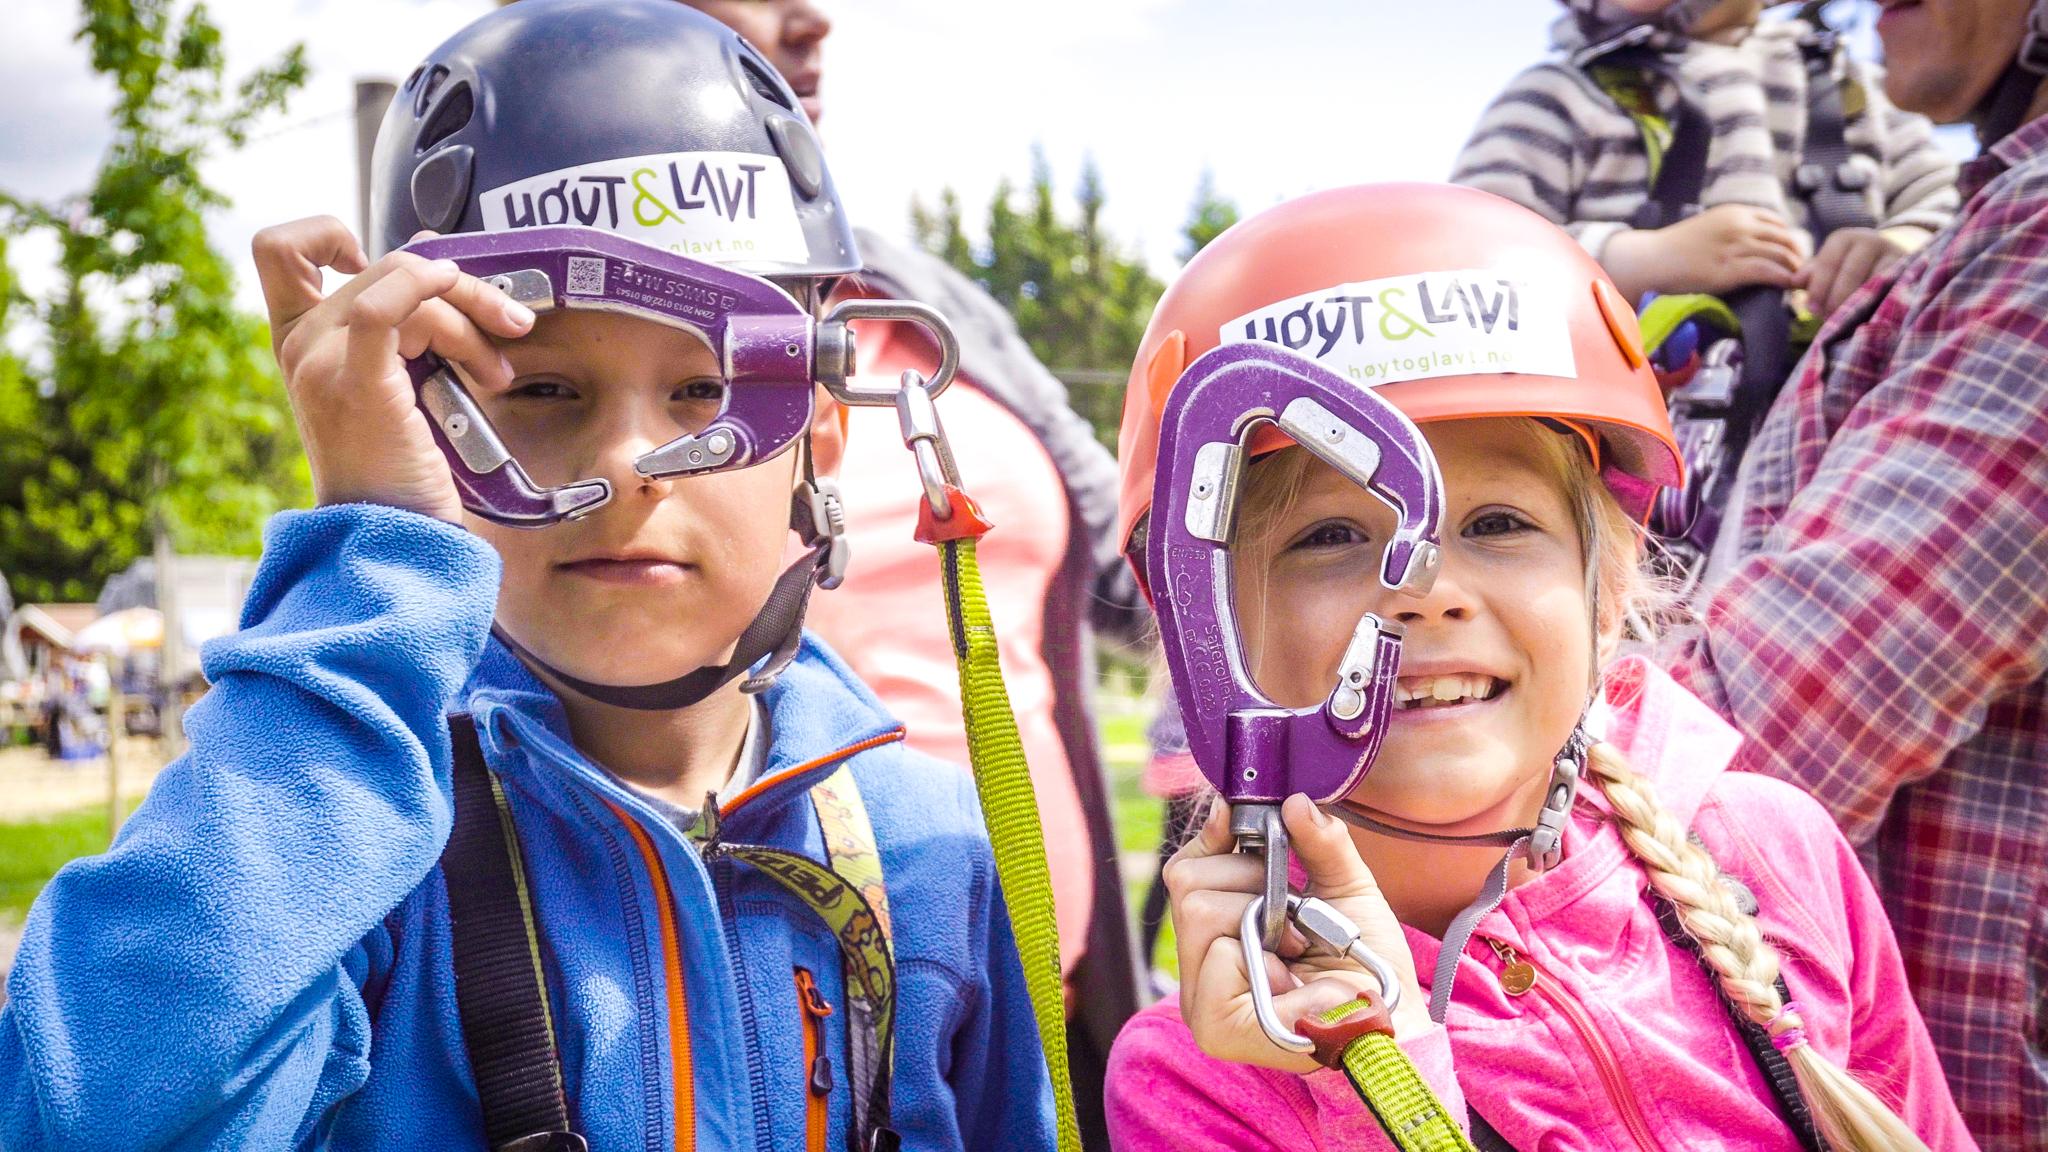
(1586, 743), (1931, 1151)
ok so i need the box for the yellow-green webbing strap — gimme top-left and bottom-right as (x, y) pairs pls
(938, 535), (1080, 1152)
(1637, 292), (1741, 358)
(1315, 998), (1477, 1152)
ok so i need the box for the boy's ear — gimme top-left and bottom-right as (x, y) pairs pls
(810, 385), (847, 478)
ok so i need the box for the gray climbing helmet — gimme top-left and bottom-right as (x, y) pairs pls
(368, 0), (856, 279)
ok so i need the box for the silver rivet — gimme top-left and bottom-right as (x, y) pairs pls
(446, 413), (469, 437)
(687, 448), (705, 465)
(1242, 769), (1257, 781)
(1325, 425), (1344, 442)
(707, 431), (733, 455)
(1193, 480), (1212, 498)
(785, 342), (802, 357)
(487, 276), (513, 294)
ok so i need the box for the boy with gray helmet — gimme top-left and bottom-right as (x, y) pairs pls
(0, 3), (1059, 1149)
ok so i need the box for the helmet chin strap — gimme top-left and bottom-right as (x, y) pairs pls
(1329, 724), (1590, 1023)
(1973, 0), (2048, 147)
(493, 440), (852, 712)
(1325, 467), (1606, 1024)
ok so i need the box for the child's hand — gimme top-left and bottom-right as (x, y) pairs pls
(251, 216), (536, 524)
(1604, 204), (1805, 299)
(1166, 794), (1429, 1072)
(1798, 227), (1909, 322)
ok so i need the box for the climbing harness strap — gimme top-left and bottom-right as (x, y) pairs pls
(443, 714), (586, 1152)
(443, 717), (902, 1152)
(710, 769), (899, 1152)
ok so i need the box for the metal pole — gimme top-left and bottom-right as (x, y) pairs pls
(354, 79), (398, 249)
(106, 685), (124, 843)
(153, 527), (183, 757)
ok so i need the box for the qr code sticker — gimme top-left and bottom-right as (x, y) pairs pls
(566, 256), (607, 295)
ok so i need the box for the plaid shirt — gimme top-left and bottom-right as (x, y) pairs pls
(1669, 115), (2048, 1145)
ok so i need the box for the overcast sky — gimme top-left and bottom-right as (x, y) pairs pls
(0, 0), (1955, 314)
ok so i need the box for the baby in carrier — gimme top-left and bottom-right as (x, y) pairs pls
(1451, 0), (1959, 576)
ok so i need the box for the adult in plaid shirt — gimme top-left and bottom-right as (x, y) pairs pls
(1669, 0), (2048, 1142)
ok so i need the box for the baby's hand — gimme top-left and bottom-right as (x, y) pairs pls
(1166, 794), (1429, 1072)
(1799, 227), (1909, 322)
(251, 217), (535, 523)
(1606, 205), (1805, 298)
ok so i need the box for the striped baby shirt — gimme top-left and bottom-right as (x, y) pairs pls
(1451, 15), (1958, 260)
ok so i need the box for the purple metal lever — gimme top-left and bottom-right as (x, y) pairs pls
(1146, 342), (1445, 807)
(402, 227), (842, 527)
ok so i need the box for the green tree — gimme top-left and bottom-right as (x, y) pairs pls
(0, 0), (310, 604)
(1180, 169), (1239, 263)
(911, 149), (1166, 448)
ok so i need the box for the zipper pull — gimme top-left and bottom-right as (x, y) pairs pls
(1486, 938), (1538, 996)
(794, 967), (837, 1097)
(795, 969), (835, 1019)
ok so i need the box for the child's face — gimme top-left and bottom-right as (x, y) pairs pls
(1233, 419), (1594, 829)
(464, 310), (811, 690)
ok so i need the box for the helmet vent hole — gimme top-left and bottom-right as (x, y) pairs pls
(402, 66), (424, 92)
(417, 82), (473, 154)
(414, 65), (450, 117)
(737, 54), (796, 112)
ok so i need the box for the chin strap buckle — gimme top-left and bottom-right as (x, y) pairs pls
(803, 476), (852, 591)
(1529, 726), (1589, 873)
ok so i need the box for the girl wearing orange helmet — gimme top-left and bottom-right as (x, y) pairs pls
(1102, 184), (1970, 1150)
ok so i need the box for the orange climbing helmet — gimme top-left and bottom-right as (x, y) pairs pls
(1115, 182), (1682, 556)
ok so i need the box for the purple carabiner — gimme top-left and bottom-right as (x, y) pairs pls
(403, 228), (844, 527)
(1147, 342), (1445, 806)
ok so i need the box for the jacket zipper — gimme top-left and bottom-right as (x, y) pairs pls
(795, 967), (836, 1152)
(605, 799), (697, 1152)
(1486, 937), (1668, 1152)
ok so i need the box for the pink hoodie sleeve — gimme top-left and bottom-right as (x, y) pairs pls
(1702, 774), (1978, 1149)
(1105, 999), (1467, 1151)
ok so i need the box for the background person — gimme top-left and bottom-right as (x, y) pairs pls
(1666, 0), (2048, 1140)
(673, 3), (1149, 1140)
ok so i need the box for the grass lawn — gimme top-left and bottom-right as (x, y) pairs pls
(0, 805), (132, 922)
(0, 703), (1183, 974)
(1098, 703), (1181, 978)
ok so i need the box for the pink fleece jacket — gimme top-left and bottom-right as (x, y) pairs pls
(1105, 657), (1976, 1150)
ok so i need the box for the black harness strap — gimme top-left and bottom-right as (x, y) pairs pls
(443, 714), (586, 1152)
(1790, 8), (1879, 244)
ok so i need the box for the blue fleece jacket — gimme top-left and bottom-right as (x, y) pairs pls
(0, 505), (1055, 1151)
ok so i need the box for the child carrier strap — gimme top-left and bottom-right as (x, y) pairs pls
(444, 712), (585, 1152)
(1578, 24), (1873, 575)
(1582, 12), (1877, 243)
(1789, 2), (1879, 243)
